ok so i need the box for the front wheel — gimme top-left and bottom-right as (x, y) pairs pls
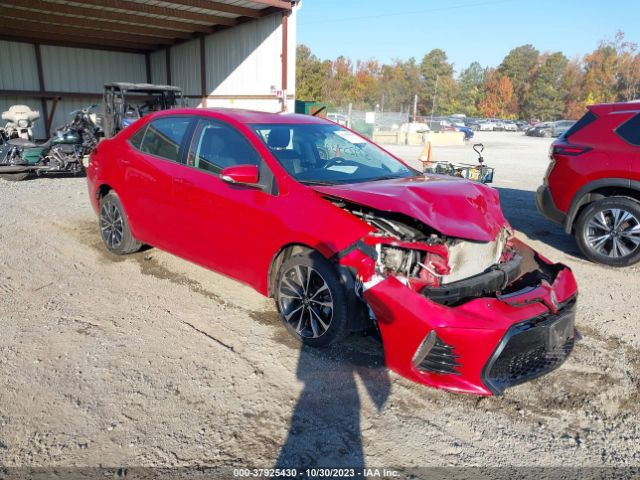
(275, 252), (351, 347)
(575, 197), (640, 267)
(99, 191), (141, 255)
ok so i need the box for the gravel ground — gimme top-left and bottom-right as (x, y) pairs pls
(0, 132), (638, 474)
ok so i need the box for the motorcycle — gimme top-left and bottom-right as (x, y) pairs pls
(1, 104), (40, 140)
(0, 105), (99, 181)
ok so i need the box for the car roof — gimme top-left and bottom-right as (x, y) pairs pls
(589, 101), (640, 116)
(152, 108), (331, 125)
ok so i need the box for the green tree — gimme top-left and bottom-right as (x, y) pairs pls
(296, 44), (330, 101)
(497, 44), (539, 111)
(479, 70), (516, 118)
(420, 48), (456, 115)
(561, 57), (586, 119)
(610, 31), (640, 101)
(582, 44), (618, 105)
(457, 61), (486, 116)
(379, 58), (422, 112)
(325, 56), (355, 107)
(353, 59), (381, 109)
(522, 52), (569, 120)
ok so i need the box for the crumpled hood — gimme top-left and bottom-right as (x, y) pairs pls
(312, 175), (507, 242)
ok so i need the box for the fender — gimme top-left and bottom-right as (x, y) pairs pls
(564, 178), (640, 233)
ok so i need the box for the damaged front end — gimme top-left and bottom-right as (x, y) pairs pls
(331, 198), (578, 396)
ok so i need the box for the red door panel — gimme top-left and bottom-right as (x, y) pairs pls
(171, 166), (285, 288)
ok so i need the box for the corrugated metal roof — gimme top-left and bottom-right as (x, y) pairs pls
(0, 0), (292, 52)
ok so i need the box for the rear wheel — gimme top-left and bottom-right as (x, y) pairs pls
(575, 197), (640, 267)
(0, 171), (30, 181)
(275, 252), (351, 347)
(99, 191), (141, 255)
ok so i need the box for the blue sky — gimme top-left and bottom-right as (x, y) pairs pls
(296, 0), (639, 74)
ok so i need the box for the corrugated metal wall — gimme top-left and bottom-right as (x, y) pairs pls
(0, 41), (39, 91)
(41, 46), (146, 93)
(205, 15), (280, 96)
(204, 8), (297, 111)
(171, 39), (201, 96)
(150, 50), (167, 85)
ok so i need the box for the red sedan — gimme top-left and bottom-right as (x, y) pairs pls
(87, 108), (578, 396)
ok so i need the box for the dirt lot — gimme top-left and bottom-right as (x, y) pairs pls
(0, 132), (638, 473)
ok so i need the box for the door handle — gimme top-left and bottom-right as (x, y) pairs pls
(173, 178), (193, 192)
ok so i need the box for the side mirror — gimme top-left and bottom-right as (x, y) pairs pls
(220, 164), (260, 186)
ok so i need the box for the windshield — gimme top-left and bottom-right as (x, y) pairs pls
(251, 123), (417, 185)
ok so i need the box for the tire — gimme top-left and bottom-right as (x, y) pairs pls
(275, 252), (351, 347)
(575, 197), (640, 267)
(0, 171), (30, 181)
(99, 191), (141, 255)
(542, 130), (552, 138)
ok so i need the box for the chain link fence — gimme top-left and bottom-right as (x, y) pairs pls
(330, 106), (410, 138)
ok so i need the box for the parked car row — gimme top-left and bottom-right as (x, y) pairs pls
(525, 120), (576, 137)
(466, 118), (529, 132)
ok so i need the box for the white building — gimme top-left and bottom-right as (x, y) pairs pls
(0, 0), (298, 139)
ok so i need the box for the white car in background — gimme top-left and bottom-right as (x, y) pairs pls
(491, 119), (505, 131)
(477, 120), (494, 131)
(503, 121), (518, 132)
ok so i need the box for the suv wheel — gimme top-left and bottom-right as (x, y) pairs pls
(575, 197), (640, 267)
(275, 252), (351, 347)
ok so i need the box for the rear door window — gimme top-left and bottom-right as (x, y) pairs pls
(616, 113), (640, 146)
(139, 117), (192, 162)
(128, 125), (146, 149)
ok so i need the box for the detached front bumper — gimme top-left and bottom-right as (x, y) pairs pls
(361, 241), (578, 396)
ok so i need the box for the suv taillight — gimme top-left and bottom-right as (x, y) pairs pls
(552, 144), (592, 157)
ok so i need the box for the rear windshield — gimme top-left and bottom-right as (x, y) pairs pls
(563, 111), (597, 139)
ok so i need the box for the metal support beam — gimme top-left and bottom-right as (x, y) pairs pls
(0, 90), (102, 99)
(200, 36), (207, 107)
(145, 52), (152, 84)
(166, 47), (172, 85)
(3, 0), (214, 33)
(0, 30), (154, 51)
(164, 0), (262, 17)
(280, 12), (289, 112)
(33, 43), (50, 135)
(250, 0), (292, 9)
(76, 0), (236, 26)
(47, 97), (60, 137)
(4, 9), (193, 40)
(0, 18), (172, 45)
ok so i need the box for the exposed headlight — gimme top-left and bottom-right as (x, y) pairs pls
(18, 119), (28, 128)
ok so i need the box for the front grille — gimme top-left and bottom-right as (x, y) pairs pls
(417, 336), (461, 375)
(482, 303), (576, 394)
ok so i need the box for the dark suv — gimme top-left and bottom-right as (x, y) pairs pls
(537, 101), (640, 267)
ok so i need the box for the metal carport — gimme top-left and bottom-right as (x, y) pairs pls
(0, 0), (297, 139)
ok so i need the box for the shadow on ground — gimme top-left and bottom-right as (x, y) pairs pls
(275, 337), (390, 470)
(497, 187), (581, 257)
